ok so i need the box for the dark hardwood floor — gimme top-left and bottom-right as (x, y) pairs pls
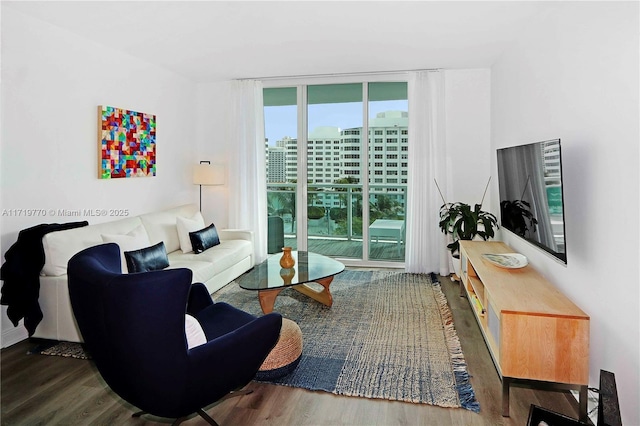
(1, 274), (582, 425)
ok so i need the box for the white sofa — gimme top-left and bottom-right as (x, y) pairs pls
(33, 204), (255, 343)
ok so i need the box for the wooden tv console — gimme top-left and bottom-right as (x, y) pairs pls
(458, 241), (590, 422)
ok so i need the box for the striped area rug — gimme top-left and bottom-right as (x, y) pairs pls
(214, 270), (480, 412)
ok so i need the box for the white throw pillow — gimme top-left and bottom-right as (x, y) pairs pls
(176, 212), (205, 253)
(101, 225), (152, 273)
(185, 314), (207, 349)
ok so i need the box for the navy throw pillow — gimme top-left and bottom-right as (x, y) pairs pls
(189, 224), (220, 254)
(124, 241), (170, 273)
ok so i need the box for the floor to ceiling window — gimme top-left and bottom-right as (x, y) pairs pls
(367, 82), (408, 261)
(264, 87), (298, 251)
(264, 78), (408, 265)
(307, 83), (363, 258)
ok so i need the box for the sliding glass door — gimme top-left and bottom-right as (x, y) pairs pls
(264, 87), (298, 252)
(307, 83), (363, 258)
(264, 79), (408, 264)
(367, 82), (408, 261)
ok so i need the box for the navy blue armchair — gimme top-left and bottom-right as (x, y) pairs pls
(67, 243), (282, 425)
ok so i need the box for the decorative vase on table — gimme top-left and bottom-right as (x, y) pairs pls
(280, 247), (295, 269)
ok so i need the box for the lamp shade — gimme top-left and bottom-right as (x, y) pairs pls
(193, 163), (225, 186)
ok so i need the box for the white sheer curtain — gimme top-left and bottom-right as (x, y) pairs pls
(405, 70), (449, 275)
(228, 80), (268, 263)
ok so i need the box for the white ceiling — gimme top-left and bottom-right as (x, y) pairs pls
(4, 1), (553, 82)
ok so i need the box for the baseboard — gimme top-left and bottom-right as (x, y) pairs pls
(1, 325), (29, 348)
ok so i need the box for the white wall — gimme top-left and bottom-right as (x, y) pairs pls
(444, 69), (492, 207)
(491, 2), (639, 424)
(0, 8), (198, 347)
(194, 81), (233, 227)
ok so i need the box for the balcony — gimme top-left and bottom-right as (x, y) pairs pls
(267, 183), (406, 263)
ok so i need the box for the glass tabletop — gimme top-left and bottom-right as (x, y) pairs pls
(237, 251), (345, 291)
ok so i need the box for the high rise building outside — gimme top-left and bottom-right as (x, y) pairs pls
(267, 110), (408, 209)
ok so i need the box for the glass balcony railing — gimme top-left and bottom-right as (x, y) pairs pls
(267, 183), (406, 262)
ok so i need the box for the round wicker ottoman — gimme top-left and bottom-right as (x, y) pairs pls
(255, 318), (303, 380)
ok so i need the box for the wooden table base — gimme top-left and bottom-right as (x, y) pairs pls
(257, 276), (335, 314)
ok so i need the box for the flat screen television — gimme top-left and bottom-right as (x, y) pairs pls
(496, 139), (567, 264)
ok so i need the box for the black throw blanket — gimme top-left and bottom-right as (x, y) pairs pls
(1, 221), (88, 335)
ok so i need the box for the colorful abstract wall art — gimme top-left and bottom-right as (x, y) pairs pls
(98, 105), (156, 179)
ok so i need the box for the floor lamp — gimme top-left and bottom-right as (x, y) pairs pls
(193, 161), (224, 211)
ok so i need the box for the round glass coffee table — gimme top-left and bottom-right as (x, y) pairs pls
(236, 251), (345, 314)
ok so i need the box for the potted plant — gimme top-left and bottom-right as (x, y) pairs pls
(435, 178), (498, 279)
(438, 202), (498, 257)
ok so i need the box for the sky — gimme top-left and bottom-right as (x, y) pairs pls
(264, 100), (408, 145)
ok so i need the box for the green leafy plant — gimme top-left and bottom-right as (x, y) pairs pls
(438, 202), (498, 256)
(500, 199), (537, 237)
